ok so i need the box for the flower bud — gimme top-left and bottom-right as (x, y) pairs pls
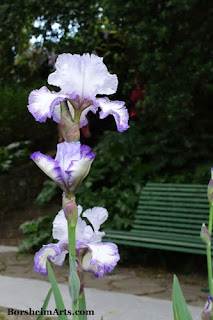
(208, 168), (213, 205)
(60, 101), (80, 142)
(201, 223), (211, 246)
(62, 193), (78, 225)
(202, 296), (213, 320)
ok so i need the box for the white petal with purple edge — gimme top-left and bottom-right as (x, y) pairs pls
(48, 53), (118, 101)
(98, 97), (130, 132)
(30, 152), (65, 189)
(33, 243), (65, 275)
(79, 105), (97, 128)
(82, 242), (120, 278)
(67, 145), (95, 189)
(27, 86), (66, 123)
(55, 142), (81, 175)
(83, 207), (108, 231)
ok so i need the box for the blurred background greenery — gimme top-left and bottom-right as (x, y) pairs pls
(0, 0), (213, 261)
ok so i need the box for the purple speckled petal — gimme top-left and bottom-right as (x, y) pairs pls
(33, 243), (66, 275)
(98, 97), (129, 132)
(27, 86), (66, 123)
(82, 242), (120, 278)
(30, 152), (66, 190)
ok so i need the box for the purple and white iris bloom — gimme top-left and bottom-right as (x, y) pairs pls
(34, 206), (120, 277)
(30, 141), (95, 194)
(27, 53), (129, 132)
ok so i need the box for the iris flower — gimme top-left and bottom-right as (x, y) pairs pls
(31, 141), (95, 194)
(34, 206), (120, 278)
(27, 53), (129, 132)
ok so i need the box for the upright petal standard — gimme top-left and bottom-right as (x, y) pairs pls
(27, 53), (129, 132)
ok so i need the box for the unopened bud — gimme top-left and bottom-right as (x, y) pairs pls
(62, 193), (78, 225)
(207, 168), (213, 205)
(201, 223), (211, 246)
(60, 101), (80, 142)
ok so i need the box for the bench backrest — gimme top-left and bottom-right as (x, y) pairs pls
(133, 182), (209, 237)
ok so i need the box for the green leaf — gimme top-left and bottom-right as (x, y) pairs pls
(47, 261), (68, 320)
(36, 287), (52, 320)
(79, 290), (87, 320)
(100, 317), (104, 320)
(68, 256), (80, 306)
(172, 275), (193, 320)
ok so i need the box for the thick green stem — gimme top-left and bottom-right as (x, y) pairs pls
(208, 204), (213, 234)
(68, 220), (76, 258)
(207, 204), (213, 297)
(67, 216), (80, 320)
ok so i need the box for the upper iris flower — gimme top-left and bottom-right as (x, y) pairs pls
(27, 53), (129, 132)
(31, 141), (95, 194)
(34, 206), (120, 278)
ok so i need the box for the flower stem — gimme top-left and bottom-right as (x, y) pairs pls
(207, 204), (213, 296)
(68, 221), (76, 258)
(67, 214), (80, 320)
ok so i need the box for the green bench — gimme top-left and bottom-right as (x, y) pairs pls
(104, 182), (210, 254)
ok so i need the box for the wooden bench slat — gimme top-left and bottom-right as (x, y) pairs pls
(140, 195), (207, 203)
(132, 225), (200, 235)
(138, 201), (208, 209)
(133, 215), (205, 224)
(134, 211), (207, 219)
(137, 205), (208, 214)
(142, 190), (207, 197)
(146, 182), (206, 188)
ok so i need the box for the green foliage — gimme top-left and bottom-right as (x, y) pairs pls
(0, 140), (31, 172)
(0, 86), (58, 149)
(172, 275), (193, 320)
(35, 180), (59, 206)
(47, 261), (68, 320)
(19, 216), (54, 253)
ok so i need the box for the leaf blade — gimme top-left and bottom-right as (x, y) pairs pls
(36, 287), (52, 320)
(47, 260), (68, 320)
(172, 275), (193, 320)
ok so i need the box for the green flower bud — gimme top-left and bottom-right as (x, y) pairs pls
(60, 101), (80, 142)
(207, 168), (213, 205)
(200, 223), (211, 246)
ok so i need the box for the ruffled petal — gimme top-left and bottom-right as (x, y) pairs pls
(27, 86), (66, 123)
(82, 242), (120, 278)
(83, 207), (108, 232)
(30, 152), (65, 189)
(33, 243), (66, 275)
(79, 105), (97, 128)
(48, 53), (118, 101)
(98, 97), (129, 132)
(52, 209), (68, 241)
(53, 206), (87, 243)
